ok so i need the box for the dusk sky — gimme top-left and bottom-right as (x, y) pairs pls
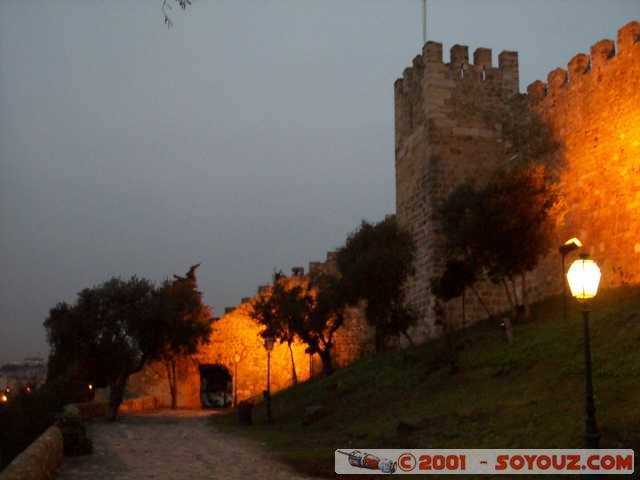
(1, 0), (638, 363)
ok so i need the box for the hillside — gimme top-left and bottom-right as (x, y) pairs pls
(210, 286), (640, 478)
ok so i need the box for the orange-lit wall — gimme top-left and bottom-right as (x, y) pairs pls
(128, 299), (314, 408)
(528, 20), (640, 287)
(128, 255), (372, 408)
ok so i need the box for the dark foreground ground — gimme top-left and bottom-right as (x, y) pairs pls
(56, 409), (321, 480)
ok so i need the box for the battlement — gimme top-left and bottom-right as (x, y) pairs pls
(394, 40), (520, 148)
(394, 41), (519, 99)
(308, 250), (339, 276)
(527, 20), (639, 103)
(217, 251), (342, 320)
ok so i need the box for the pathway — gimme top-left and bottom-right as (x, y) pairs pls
(56, 410), (318, 480)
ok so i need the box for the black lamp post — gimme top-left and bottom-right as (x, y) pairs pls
(559, 237), (582, 323)
(566, 253), (602, 448)
(264, 335), (275, 423)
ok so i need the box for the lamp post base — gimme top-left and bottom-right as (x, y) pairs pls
(582, 309), (600, 449)
(585, 431), (601, 449)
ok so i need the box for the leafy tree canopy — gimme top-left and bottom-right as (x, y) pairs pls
(337, 215), (416, 351)
(438, 165), (557, 342)
(45, 269), (212, 419)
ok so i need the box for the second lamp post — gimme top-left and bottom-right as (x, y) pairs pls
(566, 253), (602, 448)
(264, 335), (275, 423)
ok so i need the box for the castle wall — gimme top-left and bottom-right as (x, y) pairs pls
(527, 20), (640, 287)
(128, 254), (372, 408)
(395, 20), (640, 338)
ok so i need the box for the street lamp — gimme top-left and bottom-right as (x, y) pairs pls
(264, 335), (275, 423)
(233, 352), (241, 408)
(559, 237), (582, 323)
(566, 253), (601, 448)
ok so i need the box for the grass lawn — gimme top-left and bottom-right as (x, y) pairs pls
(210, 286), (640, 478)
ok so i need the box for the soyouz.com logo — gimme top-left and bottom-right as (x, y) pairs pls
(335, 449), (634, 475)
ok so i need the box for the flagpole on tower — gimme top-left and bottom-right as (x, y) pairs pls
(422, 0), (427, 44)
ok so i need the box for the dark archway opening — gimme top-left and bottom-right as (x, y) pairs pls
(199, 364), (232, 408)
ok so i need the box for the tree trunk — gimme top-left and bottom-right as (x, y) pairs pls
(501, 279), (515, 344)
(375, 327), (386, 353)
(461, 288), (466, 327)
(165, 359), (179, 409)
(521, 273), (530, 320)
(470, 286), (493, 319)
(402, 330), (414, 347)
(108, 375), (127, 421)
(287, 342), (298, 385)
(318, 348), (334, 376)
(509, 277), (525, 324)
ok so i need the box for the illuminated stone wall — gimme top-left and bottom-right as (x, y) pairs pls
(527, 20), (640, 287)
(128, 254), (372, 408)
(394, 20), (640, 339)
(128, 296), (314, 408)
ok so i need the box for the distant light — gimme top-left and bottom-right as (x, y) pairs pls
(0, 394), (7, 403)
(567, 255), (601, 301)
(234, 353), (241, 363)
(88, 384), (94, 391)
(26, 386), (32, 394)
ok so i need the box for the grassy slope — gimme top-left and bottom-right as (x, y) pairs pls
(210, 287), (640, 478)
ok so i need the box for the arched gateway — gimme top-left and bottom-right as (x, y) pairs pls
(199, 363), (232, 408)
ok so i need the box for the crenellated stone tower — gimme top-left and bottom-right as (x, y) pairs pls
(394, 42), (522, 340)
(395, 20), (640, 340)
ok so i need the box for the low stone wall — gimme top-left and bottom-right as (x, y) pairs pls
(0, 426), (63, 480)
(118, 395), (158, 414)
(69, 396), (158, 420)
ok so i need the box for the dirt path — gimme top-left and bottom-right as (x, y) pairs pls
(56, 410), (319, 480)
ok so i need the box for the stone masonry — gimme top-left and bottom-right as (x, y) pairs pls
(394, 41), (522, 341)
(395, 20), (640, 338)
(128, 253), (372, 408)
(528, 21), (640, 288)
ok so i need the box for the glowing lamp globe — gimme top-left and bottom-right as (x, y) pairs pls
(566, 256), (601, 301)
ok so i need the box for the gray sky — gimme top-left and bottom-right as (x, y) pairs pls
(1, 1), (638, 363)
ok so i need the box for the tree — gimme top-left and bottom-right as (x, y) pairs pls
(45, 302), (95, 384)
(161, 0), (191, 27)
(73, 277), (161, 420)
(250, 272), (303, 385)
(337, 215), (417, 352)
(430, 259), (477, 373)
(297, 271), (347, 376)
(156, 264), (212, 409)
(438, 165), (557, 342)
(44, 268), (213, 420)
